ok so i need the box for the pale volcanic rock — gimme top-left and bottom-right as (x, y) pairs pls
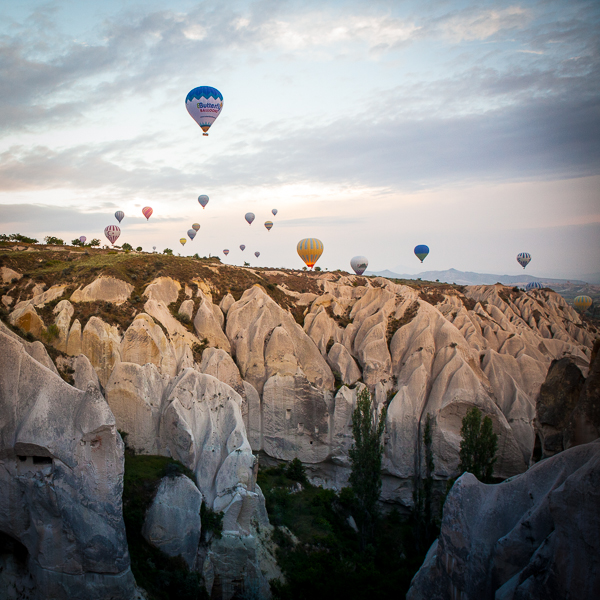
(159, 369), (258, 533)
(12, 284), (67, 313)
(70, 277), (133, 305)
(327, 343), (361, 386)
(9, 302), (45, 338)
(0, 321), (59, 376)
(1, 294), (13, 308)
(142, 475), (202, 569)
(193, 291), (231, 352)
(120, 313), (178, 377)
(0, 266), (22, 284)
(143, 298), (197, 346)
(82, 316), (122, 387)
(66, 319), (83, 356)
(407, 440), (600, 600)
(244, 381), (262, 451)
(143, 276), (180, 305)
(0, 331), (136, 599)
(330, 384), (366, 466)
(219, 292), (235, 315)
(53, 299), (74, 352)
(262, 374), (331, 463)
(304, 305), (341, 356)
(265, 326), (301, 380)
(105, 362), (168, 455)
(71, 353), (101, 392)
(198, 347), (245, 398)
(178, 298), (195, 321)
(226, 286), (334, 394)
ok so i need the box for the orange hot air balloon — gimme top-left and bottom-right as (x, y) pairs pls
(142, 206), (153, 220)
(297, 238), (323, 269)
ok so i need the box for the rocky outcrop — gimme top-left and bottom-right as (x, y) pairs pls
(194, 291), (231, 352)
(0, 330), (136, 599)
(407, 439), (600, 600)
(70, 277), (133, 305)
(82, 316), (122, 387)
(0, 266), (22, 284)
(142, 474), (202, 569)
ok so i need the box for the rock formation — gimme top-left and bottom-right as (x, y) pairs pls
(407, 439), (600, 600)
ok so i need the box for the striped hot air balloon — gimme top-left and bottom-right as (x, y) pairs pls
(115, 211), (124, 223)
(192, 223), (200, 231)
(223, 249), (230, 256)
(104, 225), (121, 245)
(574, 295), (593, 312)
(180, 238), (187, 246)
(142, 206), (153, 220)
(414, 245), (429, 263)
(297, 238), (323, 269)
(265, 221), (273, 231)
(198, 195), (209, 208)
(517, 252), (531, 269)
(525, 281), (543, 291)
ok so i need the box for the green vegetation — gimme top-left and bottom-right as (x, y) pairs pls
(458, 407), (498, 483)
(413, 414), (437, 552)
(122, 242), (133, 252)
(122, 452), (207, 600)
(44, 236), (64, 245)
(349, 387), (387, 549)
(0, 233), (39, 244)
(163, 248), (173, 255)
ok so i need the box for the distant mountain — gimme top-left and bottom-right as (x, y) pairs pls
(365, 267), (588, 286)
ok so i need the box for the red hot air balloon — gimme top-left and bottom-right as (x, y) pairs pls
(104, 225), (121, 245)
(142, 207), (153, 220)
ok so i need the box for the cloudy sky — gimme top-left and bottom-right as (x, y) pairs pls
(0, 0), (598, 278)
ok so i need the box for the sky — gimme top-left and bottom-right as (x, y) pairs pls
(0, 0), (598, 279)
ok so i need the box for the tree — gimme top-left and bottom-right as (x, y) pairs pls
(122, 242), (133, 252)
(71, 238), (83, 246)
(44, 236), (64, 245)
(163, 248), (173, 255)
(88, 238), (100, 247)
(136, 246), (142, 252)
(413, 414), (436, 551)
(459, 407), (498, 483)
(349, 387), (387, 549)
(1, 233), (38, 244)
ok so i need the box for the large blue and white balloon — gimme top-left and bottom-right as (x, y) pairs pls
(517, 252), (531, 269)
(525, 281), (543, 291)
(185, 86), (223, 136)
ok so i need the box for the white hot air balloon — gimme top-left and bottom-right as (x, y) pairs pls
(351, 256), (368, 275)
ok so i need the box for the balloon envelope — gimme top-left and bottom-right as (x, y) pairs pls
(517, 252), (531, 268)
(351, 256), (368, 275)
(265, 221), (273, 231)
(115, 211), (124, 223)
(297, 238), (323, 269)
(414, 245), (429, 263)
(198, 195), (209, 208)
(104, 225), (121, 245)
(223, 249), (229, 256)
(240, 245), (246, 251)
(192, 223), (200, 231)
(245, 212), (255, 225)
(272, 209), (278, 216)
(254, 251), (260, 258)
(574, 295), (593, 311)
(185, 86), (223, 135)
(525, 281), (543, 291)
(187, 229), (196, 240)
(180, 238), (187, 246)
(79, 236), (86, 244)
(153, 246), (156, 251)
(142, 206), (153, 220)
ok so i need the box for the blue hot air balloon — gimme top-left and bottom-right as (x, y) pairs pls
(198, 195), (209, 208)
(185, 87), (223, 136)
(115, 211), (124, 223)
(525, 281), (543, 291)
(517, 252), (531, 269)
(414, 245), (429, 263)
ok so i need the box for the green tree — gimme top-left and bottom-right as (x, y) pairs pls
(163, 248), (173, 255)
(122, 242), (133, 252)
(88, 238), (101, 247)
(349, 387), (387, 549)
(44, 236), (64, 245)
(459, 407), (498, 483)
(71, 238), (83, 246)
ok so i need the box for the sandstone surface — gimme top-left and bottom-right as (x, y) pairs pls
(70, 277), (133, 305)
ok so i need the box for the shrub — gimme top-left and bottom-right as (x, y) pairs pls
(285, 458), (308, 484)
(163, 248), (173, 256)
(44, 236), (64, 245)
(458, 407), (498, 483)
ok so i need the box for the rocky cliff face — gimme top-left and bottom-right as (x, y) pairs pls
(2, 252), (596, 510)
(0, 329), (136, 599)
(406, 439), (600, 600)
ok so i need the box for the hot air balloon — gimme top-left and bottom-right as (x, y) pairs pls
(265, 221), (273, 231)
(272, 209), (278, 216)
(574, 295), (593, 312)
(245, 212), (255, 225)
(180, 238), (187, 246)
(104, 225), (121, 245)
(142, 206), (153, 220)
(414, 245), (429, 263)
(115, 211), (124, 223)
(517, 252), (531, 269)
(240, 244), (246, 251)
(79, 236), (87, 245)
(187, 229), (197, 240)
(192, 223), (200, 231)
(223, 249), (230, 256)
(297, 238), (323, 269)
(153, 246), (156, 252)
(185, 86), (223, 136)
(254, 251), (260, 258)
(525, 281), (543, 291)
(198, 195), (209, 209)
(351, 256), (368, 276)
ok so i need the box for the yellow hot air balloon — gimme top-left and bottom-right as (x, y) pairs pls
(297, 238), (323, 269)
(574, 295), (592, 312)
(180, 238), (187, 246)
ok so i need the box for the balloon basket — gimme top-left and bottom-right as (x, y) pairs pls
(203, 133), (209, 136)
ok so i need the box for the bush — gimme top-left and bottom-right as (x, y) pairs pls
(163, 248), (173, 256)
(122, 243), (133, 252)
(44, 236), (64, 245)
(285, 458), (308, 484)
(458, 407), (498, 483)
(136, 246), (142, 252)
